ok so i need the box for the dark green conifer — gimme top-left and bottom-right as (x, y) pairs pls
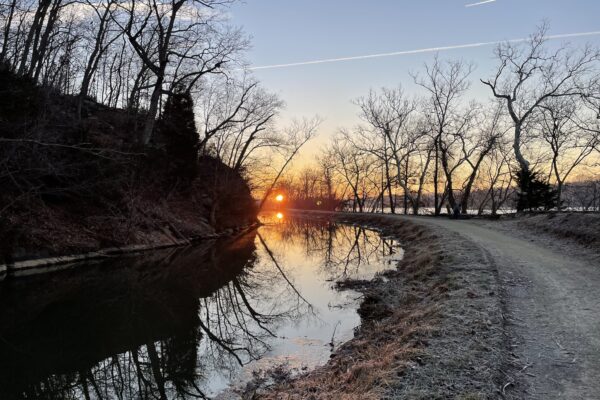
(159, 88), (199, 179)
(516, 168), (558, 211)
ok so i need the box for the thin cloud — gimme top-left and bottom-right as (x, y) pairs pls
(465, 0), (497, 8)
(248, 31), (600, 71)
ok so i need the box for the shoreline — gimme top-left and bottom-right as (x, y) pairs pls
(249, 210), (507, 399)
(0, 222), (260, 280)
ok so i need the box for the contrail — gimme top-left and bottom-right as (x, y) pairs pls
(465, 0), (497, 7)
(248, 31), (600, 71)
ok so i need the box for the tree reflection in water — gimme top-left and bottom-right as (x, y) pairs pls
(265, 215), (402, 281)
(0, 215), (401, 399)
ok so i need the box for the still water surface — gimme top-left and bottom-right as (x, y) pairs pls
(0, 213), (402, 399)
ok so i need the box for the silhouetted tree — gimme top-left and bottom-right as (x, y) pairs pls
(515, 168), (558, 212)
(414, 56), (475, 215)
(482, 23), (600, 190)
(159, 89), (199, 180)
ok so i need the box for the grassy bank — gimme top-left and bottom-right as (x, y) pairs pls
(246, 212), (506, 399)
(502, 212), (600, 250)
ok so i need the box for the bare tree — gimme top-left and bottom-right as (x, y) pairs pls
(476, 138), (515, 215)
(409, 136), (435, 215)
(329, 134), (378, 213)
(538, 97), (597, 207)
(258, 117), (322, 210)
(414, 56), (475, 214)
(458, 101), (508, 213)
(482, 23), (600, 175)
(353, 86), (419, 214)
(197, 76), (284, 171)
(78, 0), (119, 117)
(0, 0), (18, 62)
(578, 83), (600, 158)
(114, 0), (243, 144)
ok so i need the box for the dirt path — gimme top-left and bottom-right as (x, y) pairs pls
(398, 216), (600, 399)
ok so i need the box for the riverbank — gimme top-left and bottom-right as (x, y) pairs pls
(0, 154), (258, 267)
(0, 221), (259, 280)
(0, 68), (258, 266)
(246, 211), (507, 399)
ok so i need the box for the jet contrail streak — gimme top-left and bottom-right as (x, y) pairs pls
(465, 0), (497, 8)
(248, 31), (600, 71)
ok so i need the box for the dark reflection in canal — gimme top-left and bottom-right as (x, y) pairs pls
(0, 213), (402, 399)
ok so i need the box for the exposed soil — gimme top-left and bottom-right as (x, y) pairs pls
(246, 211), (507, 399)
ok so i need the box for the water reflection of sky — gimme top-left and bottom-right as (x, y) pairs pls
(217, 212), (402, 395)
(0, 213), (402, 399)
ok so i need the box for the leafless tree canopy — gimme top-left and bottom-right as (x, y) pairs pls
(282, 26), (600, 215)
(0, 0), (247, 143)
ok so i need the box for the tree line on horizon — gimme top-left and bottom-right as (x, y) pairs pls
(281, 25), (600, 215)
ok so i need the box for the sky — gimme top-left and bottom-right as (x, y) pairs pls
(228, 0), (600, 162)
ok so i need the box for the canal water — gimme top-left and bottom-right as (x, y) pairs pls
(0, 213), (403, 399)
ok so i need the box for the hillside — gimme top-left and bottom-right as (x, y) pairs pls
(0, 65), (257, 264)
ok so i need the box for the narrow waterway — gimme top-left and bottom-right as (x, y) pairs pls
(0, 213), (403, 399)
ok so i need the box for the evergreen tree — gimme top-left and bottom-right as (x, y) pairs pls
(159, 88), (199, 179)
(515, 168), (558, 212)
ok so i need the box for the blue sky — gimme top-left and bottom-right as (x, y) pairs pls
(228, 0), (600, 155)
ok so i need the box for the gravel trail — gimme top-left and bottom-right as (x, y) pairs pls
(399, 216), (600, 400)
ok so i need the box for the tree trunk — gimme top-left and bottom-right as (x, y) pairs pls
(403, 154), (410, 214)
(433, 137), (440, 215)
(0, 0), (17, 62)
(461, 153), (489, 214)
(556, 181), (563, 211)
(385, 160), (394, 214)
(141, 75), (163, 145)
(17, 0), (51, 75)
(31, 0), (61, 81)
(78, 3), (113, 118)
(513, 123), (530, 173)
(440, 145), (457, 211)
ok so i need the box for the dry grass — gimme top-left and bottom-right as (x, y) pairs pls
(513, 212), (600, 249)
(245, 212), (506, 399)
